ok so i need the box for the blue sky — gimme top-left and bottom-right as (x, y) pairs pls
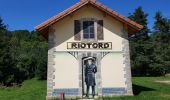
(0, 0), (169, 31)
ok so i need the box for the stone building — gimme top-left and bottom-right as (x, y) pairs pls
(35, 0), (143, 99)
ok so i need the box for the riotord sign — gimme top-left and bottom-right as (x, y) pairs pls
(67, 42), (112, 49)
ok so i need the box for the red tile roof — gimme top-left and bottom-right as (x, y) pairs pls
(35, 0), (143, 36)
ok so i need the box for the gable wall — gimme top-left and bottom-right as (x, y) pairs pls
(50, 5), (127, 52)
(46, 5), (132, 97)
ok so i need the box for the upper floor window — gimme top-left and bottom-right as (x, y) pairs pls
(83, 21), (95, 39)
(74, 19), (103, 41)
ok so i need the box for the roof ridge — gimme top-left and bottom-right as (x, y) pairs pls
(80, 0), (96, 3)
(35, 0), (143, 35)
(88, 1), (143, 29)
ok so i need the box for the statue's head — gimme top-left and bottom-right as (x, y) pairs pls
(87, 59), (93, 65)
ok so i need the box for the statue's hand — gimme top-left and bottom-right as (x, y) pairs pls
(93, 67), (97, 73)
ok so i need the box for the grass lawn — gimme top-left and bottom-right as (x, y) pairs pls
(0, 78), (46, 100)
(102, 75), (170, 100)
(0, 76), (170, 100)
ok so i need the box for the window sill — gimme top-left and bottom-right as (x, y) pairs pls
(81, 39), (98, 43)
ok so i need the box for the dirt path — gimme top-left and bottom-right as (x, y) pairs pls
(155, 80), (170, 84)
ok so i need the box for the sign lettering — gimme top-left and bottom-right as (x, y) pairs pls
(67, 42), (112, 50)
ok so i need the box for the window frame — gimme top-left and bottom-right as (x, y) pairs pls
(80, 18), (98, 42)
(83, 21), (95, 39)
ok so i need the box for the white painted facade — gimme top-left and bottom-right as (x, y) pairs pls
(53, 52), (79, 89)
(51, 6), (124, 52)
(101, 53), (126, 88)
(46, 5), (133, 99)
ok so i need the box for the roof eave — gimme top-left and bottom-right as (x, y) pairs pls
(35, 0), (143, 38)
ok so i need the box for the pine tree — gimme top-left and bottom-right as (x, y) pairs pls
(0, 17), (15, 85)
(128, 7), (152, 76)
(150, 12), (170, 76)
(0, 17), (7, 30)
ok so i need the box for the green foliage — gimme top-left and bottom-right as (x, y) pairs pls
(128, 7), (151, 76)
(0, 17), (7, 30)
(0, 19), (16, 86)
(9, 30), (47, 80)
(129, 7), (170, 76)
(149, 12), (170, 76)
(0, 18), (47, 86)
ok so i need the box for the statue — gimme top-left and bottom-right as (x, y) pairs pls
(85, 58), (97, 98)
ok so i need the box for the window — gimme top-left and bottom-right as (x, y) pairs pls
(83, 21), (95, 39)
(74, 19), (103, 41)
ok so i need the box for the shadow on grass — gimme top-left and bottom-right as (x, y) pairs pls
(133, 84), (155, 95)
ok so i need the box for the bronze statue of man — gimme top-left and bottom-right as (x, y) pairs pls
(85, 59), (97, 98)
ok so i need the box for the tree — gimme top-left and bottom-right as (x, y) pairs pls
(0, 17), (16, 86)
(128, 7), (152, 76)
(0, 17), (47, 86)
(0, 17), (7, 30)
(30, 31), (47, 80)
(9, 30), (47, 80)
(149, 12), (170, 76)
